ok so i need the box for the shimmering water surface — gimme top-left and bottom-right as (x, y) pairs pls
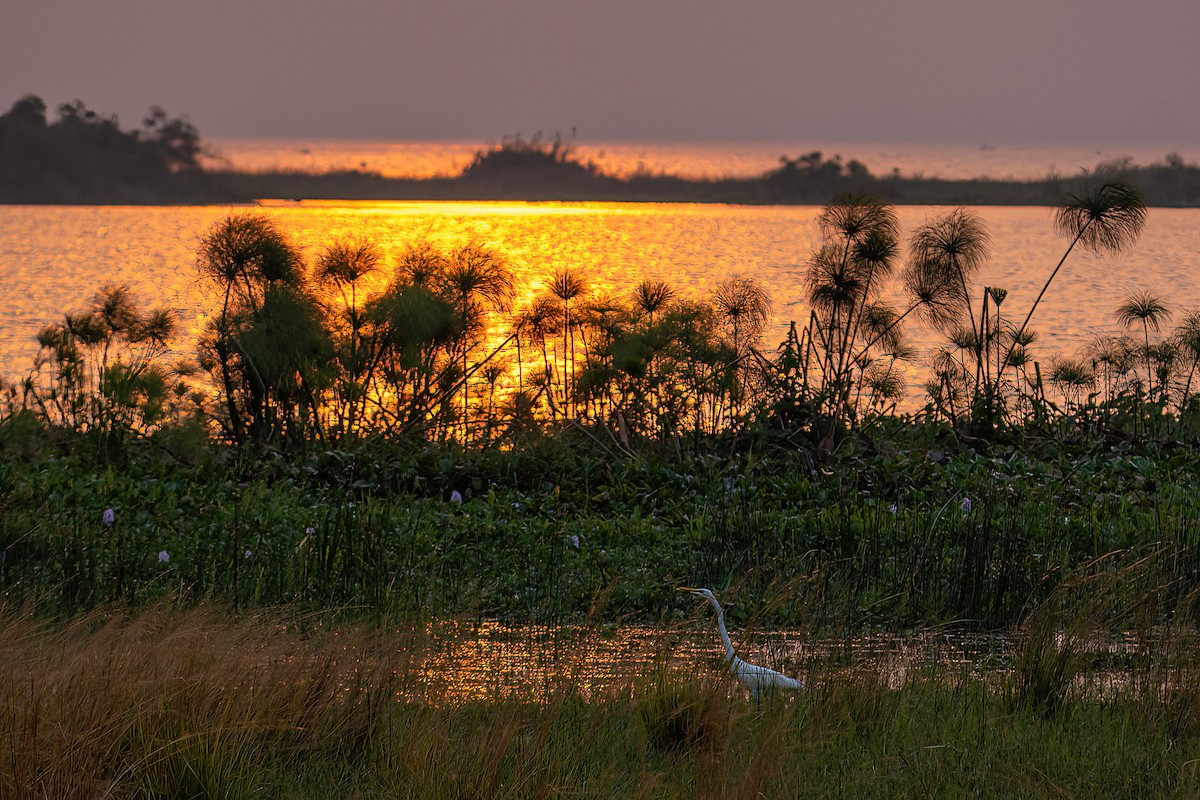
(400, 621), (1152, 703)
(1, 201), (1198, 397)
(405, 621), (1012, 702)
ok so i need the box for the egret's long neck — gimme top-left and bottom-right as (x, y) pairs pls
(709, 598), (736, 661)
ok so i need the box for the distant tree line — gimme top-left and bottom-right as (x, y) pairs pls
(5, 93), (1200, 206)
(213, 136), (1200, 208)
(0, 94), (229, 203)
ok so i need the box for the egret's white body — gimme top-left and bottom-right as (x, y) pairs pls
(679, 587), (804, 696)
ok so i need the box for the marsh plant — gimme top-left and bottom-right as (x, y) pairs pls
(15, 283), (202, 454)
(1052, 292), (1200, 438)
(795, 194), (907, 430)
(904, 209), (1002, 429)
(197, 213), (325, 446)
(192, 216), (773, 447)
(0, 178), (1180, 456)
(1116, 291), (1173, 405)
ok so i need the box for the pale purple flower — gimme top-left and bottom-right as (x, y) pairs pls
(244, 549), (253, 559)
(570, 535), (580, 549)
(157, 550), (170, 563)
(102, 508), (115, 527)
(888, 504), (897, 514)
(450, 490), (463, 505)
(960, 497), (972, 512)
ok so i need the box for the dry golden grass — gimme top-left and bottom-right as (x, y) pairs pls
(4, 594), (1200, 798)
(0, 603), (403, 799)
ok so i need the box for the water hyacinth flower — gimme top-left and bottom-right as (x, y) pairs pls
(960, 496), (972, 512)
(157, 550), (170, 563)
(244, 549), (253, 559)
(888, 504), (898, 514)
(570, 535), (580, 549)
(450, 490), (463, 505)
(102, 507), (115, 527)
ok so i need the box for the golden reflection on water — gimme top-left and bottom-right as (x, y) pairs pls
(388, 622), (1175, 705)
(261, 199), (634, 215)
(399, 621), (1014, 703)
(3, 202), (1200, 404)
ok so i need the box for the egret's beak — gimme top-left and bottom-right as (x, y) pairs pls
(677, 586), (699, 593)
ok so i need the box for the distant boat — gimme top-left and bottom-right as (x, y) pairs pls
(979, 143), (997, 151)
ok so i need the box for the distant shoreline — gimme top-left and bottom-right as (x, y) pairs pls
(16, 154), (1200, 208)
(207, 138), (1200, 183)
(10, 159), (1200, 208)
(3, 95), (1200, 206)
(129, 157), (1200, 208)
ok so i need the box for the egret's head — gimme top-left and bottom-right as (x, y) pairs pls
(677, 586), (715, 602)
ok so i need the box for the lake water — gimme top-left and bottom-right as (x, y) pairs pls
(405, 620), (1012, 702)
(2, 201), (1199, 400)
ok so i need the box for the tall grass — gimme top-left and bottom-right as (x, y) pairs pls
(0, 603), (404, 799)
(4, 601), (1200, 798)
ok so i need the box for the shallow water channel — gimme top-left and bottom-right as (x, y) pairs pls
(397, 621), (1019, 702)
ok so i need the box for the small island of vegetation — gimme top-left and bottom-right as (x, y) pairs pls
(5, 93), (1200, 206)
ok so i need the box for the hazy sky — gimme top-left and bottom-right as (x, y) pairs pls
(4, 0), (1198, 143)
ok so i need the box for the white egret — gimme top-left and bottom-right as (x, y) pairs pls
(678, 587), (804, 696)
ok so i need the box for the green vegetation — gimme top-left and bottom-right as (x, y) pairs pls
(6, 174), (1200, 794)
(4, 184), (1199, 625)
(6, 93), (1200, 206)
(4, 430), (1200, 624)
